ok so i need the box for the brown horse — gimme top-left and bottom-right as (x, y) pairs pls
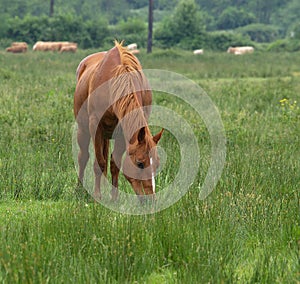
(74, 41), (163, 201)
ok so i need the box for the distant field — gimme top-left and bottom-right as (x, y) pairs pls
(0, 49), (299, 283)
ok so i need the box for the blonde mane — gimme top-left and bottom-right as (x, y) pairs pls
(114, 40), (141, 72)
(110, 41), (151, 143)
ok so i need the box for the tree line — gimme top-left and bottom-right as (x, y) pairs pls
(0, 0), (299, 51)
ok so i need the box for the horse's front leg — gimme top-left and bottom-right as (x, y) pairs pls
(110, 135), (125, 201)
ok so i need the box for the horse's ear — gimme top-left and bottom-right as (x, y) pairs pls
(153, 128), (164, 144)
(138, 127), (146, 143)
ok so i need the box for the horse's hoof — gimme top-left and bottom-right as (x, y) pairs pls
(93, 192), (102, 202)
(111, 188), (119, 201)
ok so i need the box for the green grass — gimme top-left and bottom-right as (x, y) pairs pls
(0, 49), (299, 283)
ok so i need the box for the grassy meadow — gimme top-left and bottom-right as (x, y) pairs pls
(0, 48), (299, 283)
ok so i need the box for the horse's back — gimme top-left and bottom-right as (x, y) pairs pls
(76, 51), (107, 82)
(88, 46), (122, 94)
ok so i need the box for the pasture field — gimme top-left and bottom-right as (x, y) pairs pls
(0, 48), (299, 283)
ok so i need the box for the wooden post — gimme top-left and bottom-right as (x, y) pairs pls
(50, 0), (54, 17)
(147, 0), (153, 53)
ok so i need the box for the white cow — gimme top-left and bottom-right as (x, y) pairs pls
(227, 46), (254, 55)
(193, 49), (204, 55)
(127, 43), (138, 51)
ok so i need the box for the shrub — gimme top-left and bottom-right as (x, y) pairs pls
(84, 18), (110, 48)
(289, 22), (300, 40)
(236, 24), (280, 43)
(6, 15), (50, 44)
(154, 17), (176, 48)
(117, 18), (146, 35)
(205, 31), (252, 51)
(177, 33), (208, 50)
(0, 14), (11, 39)
(267, 39), (300, 52)
(113, 18), (147, 48)
(48, 15), (84, 41)
(0, 38), (14, 49)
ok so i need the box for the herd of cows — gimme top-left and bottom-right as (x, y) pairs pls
(5, 41), (254, 55)
(193, 46), (254, 55)
(5, 41), (78, 53)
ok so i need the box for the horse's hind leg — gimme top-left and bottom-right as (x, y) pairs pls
(77, 125), (90, 185)
(110, 135), (125, 201)
(92, 127), (108, 200)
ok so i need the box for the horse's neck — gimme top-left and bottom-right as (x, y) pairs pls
(114, 94), (147, 143)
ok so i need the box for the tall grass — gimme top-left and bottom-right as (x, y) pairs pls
(0, 49), (299, 283)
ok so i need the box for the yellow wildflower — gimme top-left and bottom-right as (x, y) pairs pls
(279, 98), (288, 104)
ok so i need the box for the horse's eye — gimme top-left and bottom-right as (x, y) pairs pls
(137, 162), (144, 169)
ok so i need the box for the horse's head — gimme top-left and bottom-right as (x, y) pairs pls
(123, 127), (164, 200)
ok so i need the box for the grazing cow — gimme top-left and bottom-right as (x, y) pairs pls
(12, 42), (28, 48)
(227, 46), (254, 55)
(6, 45), (27, 53)
(33, 41), (58, 51)
(127, 43), (138, 51)
(33, 41), (42, 51)
(60, 43), (78, 53)
(60, 42), (77, 50)
(33, 41), (76, 52)
(131, 49), (140, 55)
(193, 49), (204, 55)
(6, 42), (28, 53)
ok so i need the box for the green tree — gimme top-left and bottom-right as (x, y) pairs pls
(100, 0), (129, 24)
(196, 0), (228, 15)
(156, 0), (179, 10)
(155, 0), (205, 48)
(117, 17), (146, 35)
(292, 22), (300, 40)
(125, 0), (148, 9)
(0, 13), (11, 38)
(113, 17), (147, 47)
(217, 7), (256, 30)
(237, 24), (279, 42)
(270, 0), (300, 35)
(172, 0), (204, 39)
(248, 0), (290, 24)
